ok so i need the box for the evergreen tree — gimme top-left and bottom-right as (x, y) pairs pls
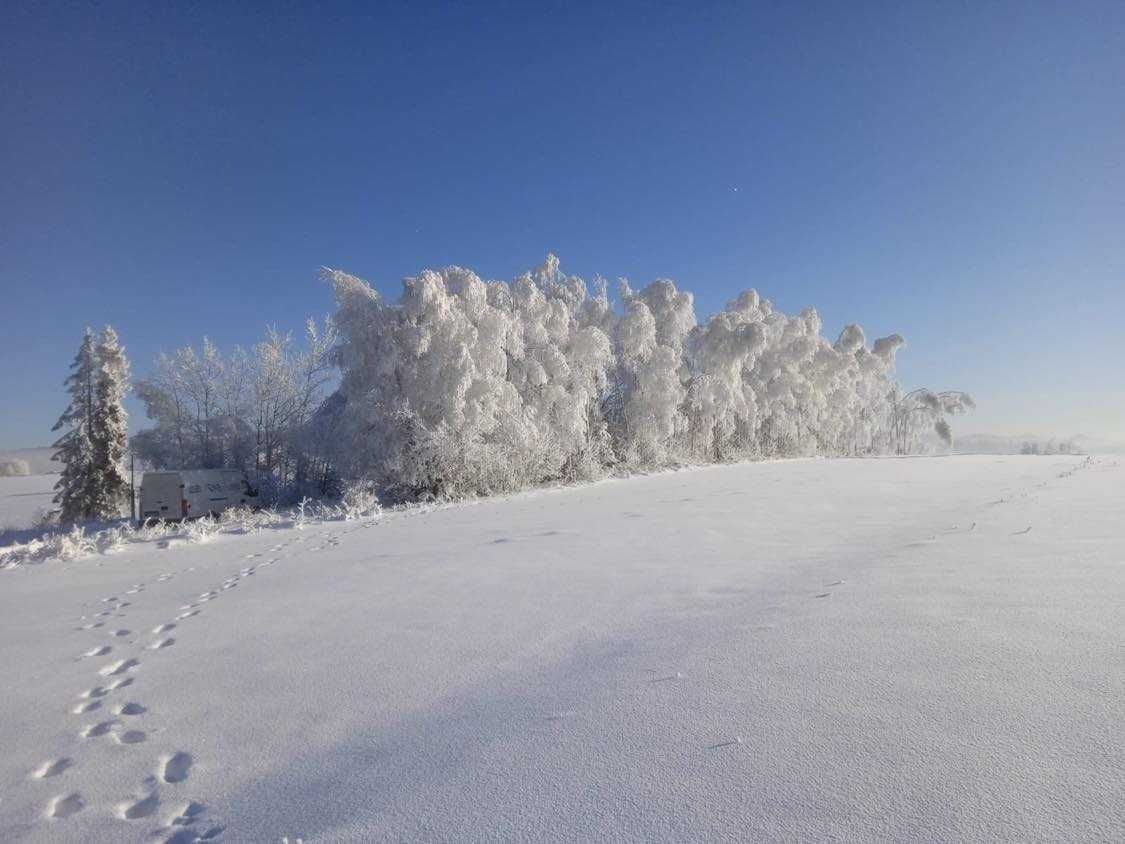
(51, 326), (132, 522)
(52, 329), (98, 522)
(90, 326), (131, 517)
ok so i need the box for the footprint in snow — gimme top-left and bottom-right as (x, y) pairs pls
(150, 638), (175, 650)
(153, 623), (176, 634)
(824, 580), (844, 587)
(99, 658), (139, 676)
(116, 702), (146, 716)
(47, 793), (84, 818)
(115, 729), (147, 744)
(161, 752), (192, 783)
(83, 645), (112, 658)
(119, 791), (159, 819)
(107, 677), (134, 690)
(112, 629), (131, 637)
(177, 610), (200, 620)
(73, 699), (101, 714)
(167, 800), (206, 826)
(814, 592), (831, 598)
(33, 758), (73, 779)
(82, 721), (116, 738)
(166, 825), (225, 843)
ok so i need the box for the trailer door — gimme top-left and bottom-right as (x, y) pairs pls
(140, 473), (184, 519)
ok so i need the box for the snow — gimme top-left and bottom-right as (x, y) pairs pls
(0, 473), (58, 530)
(1, 455), (1122, 841)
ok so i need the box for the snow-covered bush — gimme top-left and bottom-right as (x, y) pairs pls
(0, 459), (30, 477)
(181, 515), (220, 544)
(340, 480), (381, 520)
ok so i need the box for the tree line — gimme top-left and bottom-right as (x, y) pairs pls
(50, 256), (973, 521)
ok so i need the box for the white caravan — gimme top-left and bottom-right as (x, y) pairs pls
(139, 469), (257, 521)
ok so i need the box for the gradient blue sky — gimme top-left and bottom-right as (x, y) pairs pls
(2, 1), (1123, 450)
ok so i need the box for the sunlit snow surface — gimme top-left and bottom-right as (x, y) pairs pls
(1, 455), (1121, 841)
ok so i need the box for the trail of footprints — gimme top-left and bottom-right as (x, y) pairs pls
(34, 520), (371, 838)
(36, 537), (293, 840)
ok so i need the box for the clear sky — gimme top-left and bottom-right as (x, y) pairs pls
(2, 1), (1123, 450)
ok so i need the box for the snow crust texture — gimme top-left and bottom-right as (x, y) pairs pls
(0, 455), (1121, 842)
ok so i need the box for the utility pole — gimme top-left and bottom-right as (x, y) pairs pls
(130, 450), (136, 524)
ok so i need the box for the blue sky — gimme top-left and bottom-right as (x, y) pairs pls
(2, 1), (1123, 450)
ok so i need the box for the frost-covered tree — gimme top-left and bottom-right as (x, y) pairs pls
(891, 388), (975, 453)
(133, 320), (337, 497)
(0, 459), (31, 477)
(51, 327), (131, 522)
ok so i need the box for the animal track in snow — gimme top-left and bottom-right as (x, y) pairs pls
(177, 609), (200, 620)
(72, 700), (101, 714)
(161, 752), (192, 783)
(33, 758), (73, 779)
(107, 676), (134, 690)
(119, 791), (160, 819)
(167, 800), (206, 826)
(116, 702), (146, 716)
(99, 657), (139, 676)
(47, 792), (84, 818)
(83, 645), (112, 657)
(814, 592), (831, 598)
(80, 685), (110, 699)
(112, 629), (131, 637)
(150, 637), (176, 650)
(153, 623), (176, 634)
(115, 729), (147, 744)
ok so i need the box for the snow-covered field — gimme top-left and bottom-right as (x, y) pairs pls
(1, 455), (1121, 842)
(0, 474), (58, 530)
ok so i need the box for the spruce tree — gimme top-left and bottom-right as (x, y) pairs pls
(52, 329), (98, 522)
(51, 326), (132, 522)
